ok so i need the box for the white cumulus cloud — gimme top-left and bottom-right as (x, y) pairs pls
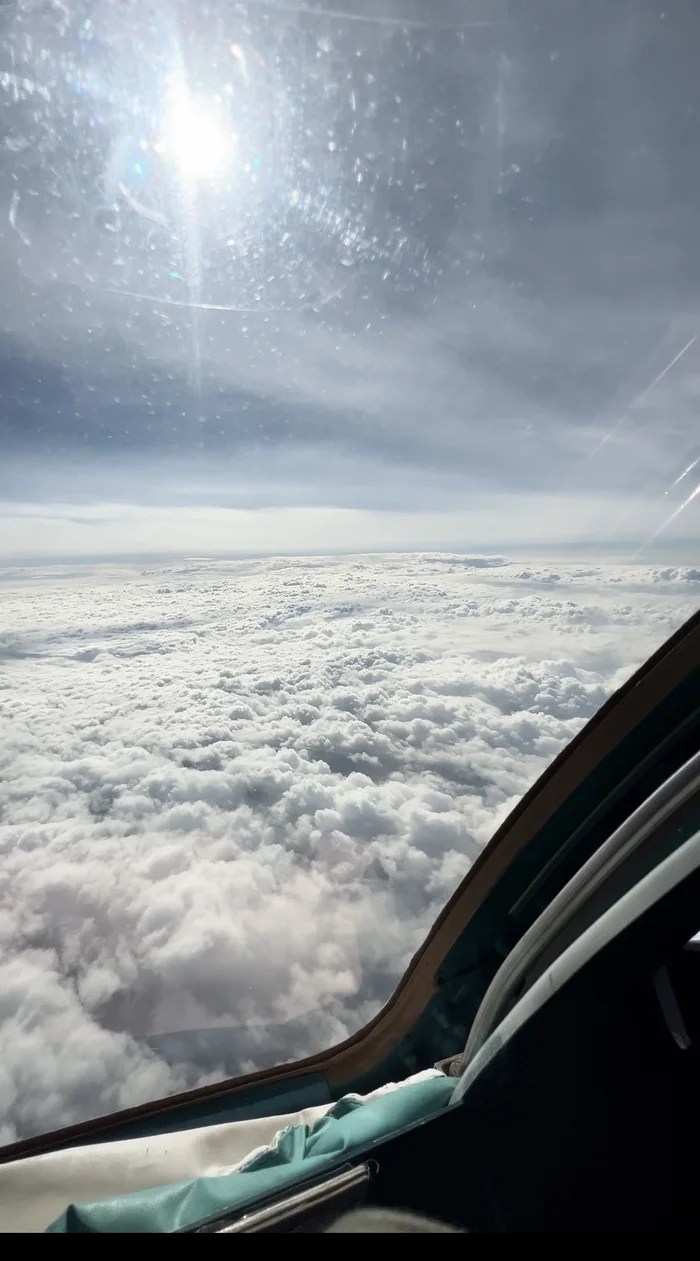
(0, 553), (697, 1143)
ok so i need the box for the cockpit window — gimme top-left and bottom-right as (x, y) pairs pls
(0, 0), (699, 1145)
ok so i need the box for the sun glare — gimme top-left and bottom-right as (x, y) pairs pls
(160, 86), (234, 181)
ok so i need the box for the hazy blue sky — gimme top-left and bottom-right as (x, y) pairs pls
(1, 0), (699, 557)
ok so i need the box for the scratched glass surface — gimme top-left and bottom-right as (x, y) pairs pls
(0, 1), (699, 1145)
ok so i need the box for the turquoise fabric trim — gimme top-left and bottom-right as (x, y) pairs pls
(46, 1075), (455, 1234)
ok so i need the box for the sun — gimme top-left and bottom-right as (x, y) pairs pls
(159, 85), (235, 182)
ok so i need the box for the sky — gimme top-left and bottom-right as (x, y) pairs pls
(0, 0), (699, 558)
(1, 553), (698, 1143)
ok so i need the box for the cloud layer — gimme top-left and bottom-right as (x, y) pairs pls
(0, 554), (697, 1143)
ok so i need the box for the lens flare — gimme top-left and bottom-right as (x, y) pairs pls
(160, 85), (235, 181)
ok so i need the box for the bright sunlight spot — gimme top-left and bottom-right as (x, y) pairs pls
(160, 85), (234, 181)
